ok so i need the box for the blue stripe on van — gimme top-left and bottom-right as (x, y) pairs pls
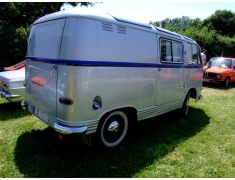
(26, 56), (202, 69)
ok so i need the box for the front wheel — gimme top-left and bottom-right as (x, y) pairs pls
(97, 111), (128, 148)
(223, 77), (230, 87)
(181, 92), (190, 116)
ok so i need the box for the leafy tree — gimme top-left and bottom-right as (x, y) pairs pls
(203, 10), (235, 37)
(152, 16), (201, 32)
(183, 27), (221, 58)
(0, 2), (92, 69)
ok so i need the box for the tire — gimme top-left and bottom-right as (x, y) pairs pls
(97, 111), (128, 148)
(181, 92), (190, 116)
(223, 77), (230, 87)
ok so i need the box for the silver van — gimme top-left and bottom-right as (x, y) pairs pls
(22, 10), (203, 148)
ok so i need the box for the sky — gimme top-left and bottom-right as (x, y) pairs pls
(64, 1), (235, 23)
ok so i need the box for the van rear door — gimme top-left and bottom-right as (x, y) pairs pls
(26, 19), (66, 117)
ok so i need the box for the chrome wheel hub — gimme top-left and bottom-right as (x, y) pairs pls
(108, 120), (119, 132)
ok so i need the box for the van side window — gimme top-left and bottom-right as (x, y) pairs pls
(172, 42), (183, 63)
(188, 44), (201, 65)
(160, 39), (183, 63)
(192, 45), (199, 64)
(161, 39), (172, 62)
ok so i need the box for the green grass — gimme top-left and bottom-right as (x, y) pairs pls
(0, 84), (235, 177)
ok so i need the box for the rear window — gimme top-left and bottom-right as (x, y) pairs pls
(27, 19), (65, 59)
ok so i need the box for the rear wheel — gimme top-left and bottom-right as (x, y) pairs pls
(223, 77), (230, 87)
(97, 111), (128, 148)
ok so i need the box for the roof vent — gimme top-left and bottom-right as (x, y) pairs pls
(102, 22), (113, 32)
(117, 26), (127, 34)
(108, 14), (152, 29)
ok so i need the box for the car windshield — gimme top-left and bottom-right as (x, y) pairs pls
(208, 58), (232, 69)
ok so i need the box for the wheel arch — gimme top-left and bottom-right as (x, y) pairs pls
(187, 88), (197, 99)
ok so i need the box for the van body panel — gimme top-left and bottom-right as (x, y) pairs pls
(156, 35), (186, 106)
(26, 61), (57, 116)
(156, 66), (186, 105)
(97, 20), (157, 63)
(184, 42), (203, 98)
(26, 18), (66, 116)
(59, 17), (99, 61)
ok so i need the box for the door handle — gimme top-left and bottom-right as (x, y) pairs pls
(59, 97), (74, 105)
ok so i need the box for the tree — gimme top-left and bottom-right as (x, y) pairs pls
(152, 16), (201, 32)
(0, 2), (93, 69)
(203, 10), (235, 37)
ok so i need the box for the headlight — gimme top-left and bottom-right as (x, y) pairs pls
(216, 74), (221, 79)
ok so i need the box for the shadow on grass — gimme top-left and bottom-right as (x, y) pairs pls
(0, 102), (29, 121)
(14, 107), (210, 178)
(203, 82), (235, 90)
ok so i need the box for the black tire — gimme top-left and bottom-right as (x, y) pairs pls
(223, 77), (230, 87)
(181, 92), (190, 116)
(97, 111), (128, 148)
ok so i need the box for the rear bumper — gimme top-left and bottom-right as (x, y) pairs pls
(53, 123), (88, 134)
(21, 100), (89, 134)
(0, 91), (20, 99)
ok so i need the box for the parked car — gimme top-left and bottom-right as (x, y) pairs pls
(0, 61), (25, 102)
(4, 60), (25, 71)
(203, 57), (235, 87)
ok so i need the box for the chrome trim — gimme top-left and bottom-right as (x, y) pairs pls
(108, 121), (119, 132)
(138, 100), (183, 121)
(21, 100), (28, 110)
(53, 123), (88, 134)
(27, 103), (98, 135)
(0, 91), (20, 99)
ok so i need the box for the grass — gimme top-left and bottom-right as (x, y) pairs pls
(0, 84), (235, 177)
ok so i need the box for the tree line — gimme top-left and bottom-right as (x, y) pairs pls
(0, 3), (235, 69)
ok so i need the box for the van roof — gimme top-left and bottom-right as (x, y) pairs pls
(33, 9), (152, 28)
(33, 9), (196, 44)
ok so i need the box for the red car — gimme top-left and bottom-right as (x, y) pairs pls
(203, 57), (235, 87)
(4, 60), (25, 71)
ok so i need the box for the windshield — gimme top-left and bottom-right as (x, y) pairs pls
(208, 58), (232, 69)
